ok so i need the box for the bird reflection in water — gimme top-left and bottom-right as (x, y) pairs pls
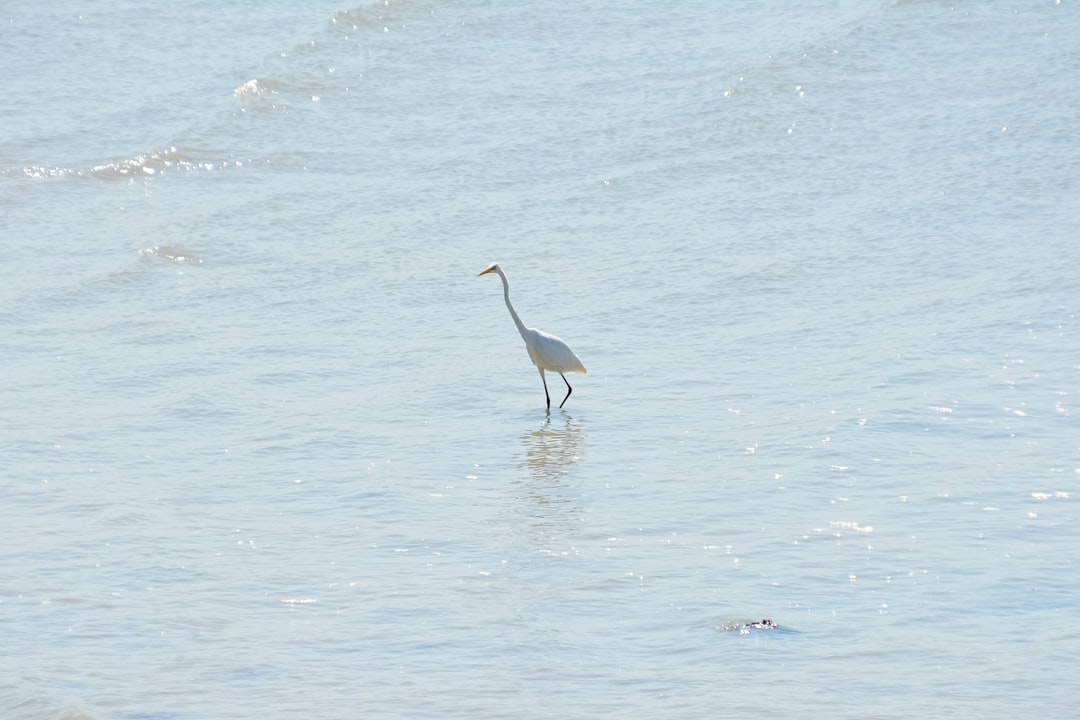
(520, 414), (585, 484)
(495, 414), (587, 547)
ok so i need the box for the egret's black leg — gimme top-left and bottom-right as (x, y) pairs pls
(558, 372), (573, 408)
(539, 368), (551, 409)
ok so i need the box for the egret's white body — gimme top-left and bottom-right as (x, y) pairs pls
(478, 262), (586, 409)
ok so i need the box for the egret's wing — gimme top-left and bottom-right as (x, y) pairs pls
(528, 328), (586, 374)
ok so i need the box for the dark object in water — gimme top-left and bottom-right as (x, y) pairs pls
(717, 618), (783, 633)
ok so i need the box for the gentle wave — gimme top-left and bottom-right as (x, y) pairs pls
(7, 3), (417, 184)
(233, 77), (285, 98)
(0, 683), (100, 720)
(331, 0), (415, 30)
(15, 147), (240, 182)
(138, 245), (203, 264)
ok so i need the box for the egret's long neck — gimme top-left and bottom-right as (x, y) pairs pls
(496, 267), (529, 340)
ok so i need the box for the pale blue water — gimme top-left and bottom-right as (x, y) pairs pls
(2, 1), (1078, 718)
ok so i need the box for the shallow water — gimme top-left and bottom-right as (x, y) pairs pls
(2, 1), (1078, 718)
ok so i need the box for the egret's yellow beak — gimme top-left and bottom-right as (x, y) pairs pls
(478, 263), (497, 276)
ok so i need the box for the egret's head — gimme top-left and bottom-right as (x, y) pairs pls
(478, 262), (499, 277)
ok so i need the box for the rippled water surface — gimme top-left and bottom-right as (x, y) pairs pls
(2, 1), (1078, 718)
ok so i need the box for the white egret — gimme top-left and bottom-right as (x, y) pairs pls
(478, 263), (586, 409)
